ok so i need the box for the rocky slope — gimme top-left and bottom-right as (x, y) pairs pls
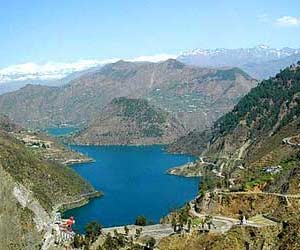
(0, 59), (256, 131)
(72, 97), (186, 145)
(0, 122), (99, 249)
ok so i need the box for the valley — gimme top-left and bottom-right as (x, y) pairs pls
(2, 1), (300, 249)
(1, 54), (300, 250)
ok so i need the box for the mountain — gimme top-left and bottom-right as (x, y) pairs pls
(0, 59), (256, 131)
(242, 53), (300, 80)
(170, 62), (300, 189)
(0, 64), (105, 95)
(161, 63), (300, 250)
(0, 120), (99, 249)
(72, 97), (186, 145)
(0, 55), (176, 94)
(178, 45), (300, 80)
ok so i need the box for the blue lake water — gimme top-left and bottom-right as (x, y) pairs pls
(63, 145), (199, 233)
(45, 127), (79, 137)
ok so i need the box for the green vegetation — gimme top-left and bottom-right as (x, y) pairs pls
(141, 125), (163, 137)
(207, 67), (252, 81)
(85, 221), (103, 243)
(135, 215), (148, 226)
(0, 131), (95, 211)
(113, 97), (167, 124)
(72, 96), (185, 145)
(216, 64), (300, 135)
(243, 175), (274, 190)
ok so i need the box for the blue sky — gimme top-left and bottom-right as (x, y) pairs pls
(0, 0), (299, 67)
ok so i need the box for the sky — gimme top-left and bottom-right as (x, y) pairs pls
(0, 0), (299, 68)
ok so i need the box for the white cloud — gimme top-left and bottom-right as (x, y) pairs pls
(129, 54), (177, 63)
(275, 16), (300, 27)
(0, 60), (109, 83)
(0, 54), (176, 84)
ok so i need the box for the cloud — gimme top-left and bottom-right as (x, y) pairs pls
(275, 16), (300, 27)
(129, 54), (177, 63)
(0, 60), (109, 83)
(0, 54), (176, 83)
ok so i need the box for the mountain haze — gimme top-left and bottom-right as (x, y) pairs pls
(0, 59), (256, 131)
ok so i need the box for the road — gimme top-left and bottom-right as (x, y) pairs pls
(283, 136), (300, 147)
(102, 224), (174, 240)
(189, 199), (277, 234)
(215, 191), (300, 198)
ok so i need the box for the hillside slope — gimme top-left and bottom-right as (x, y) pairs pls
(170, 62), (300, 191)
(72, 97), (186, 145)
(162, 63), (300, 250)
(0, 126), (98, 249)
(0, 60), (256, 131)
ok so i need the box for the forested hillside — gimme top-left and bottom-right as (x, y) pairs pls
(72, 97), (186, 145)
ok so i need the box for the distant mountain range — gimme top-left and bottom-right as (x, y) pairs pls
(0, 46), (299, 95)
(0, 55), (175, 94)
(0, 59), (256, 131)
(178, 45), (300, 79)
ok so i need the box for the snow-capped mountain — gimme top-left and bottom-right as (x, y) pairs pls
(178, 45), (300, 67)
(177, 45), (300, 79)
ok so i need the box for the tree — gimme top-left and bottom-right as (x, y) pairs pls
(124, 225), (129, 236)
(199, 218), (205, 229)
(204, 215), (213, 230)
(135, 228), (143, 239)
(85, 221), (102, 243)
(72, 234), (84, 248)
(144, 237), (156, 250)
(135, 215), (147, 226)
(187, 219), (192, 233)
(102, 232), (118, 250)
(171, 217), (177, 232)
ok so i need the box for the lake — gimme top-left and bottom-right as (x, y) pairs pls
(45, 127), (79, 137)
(63, 145), (199, 233)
